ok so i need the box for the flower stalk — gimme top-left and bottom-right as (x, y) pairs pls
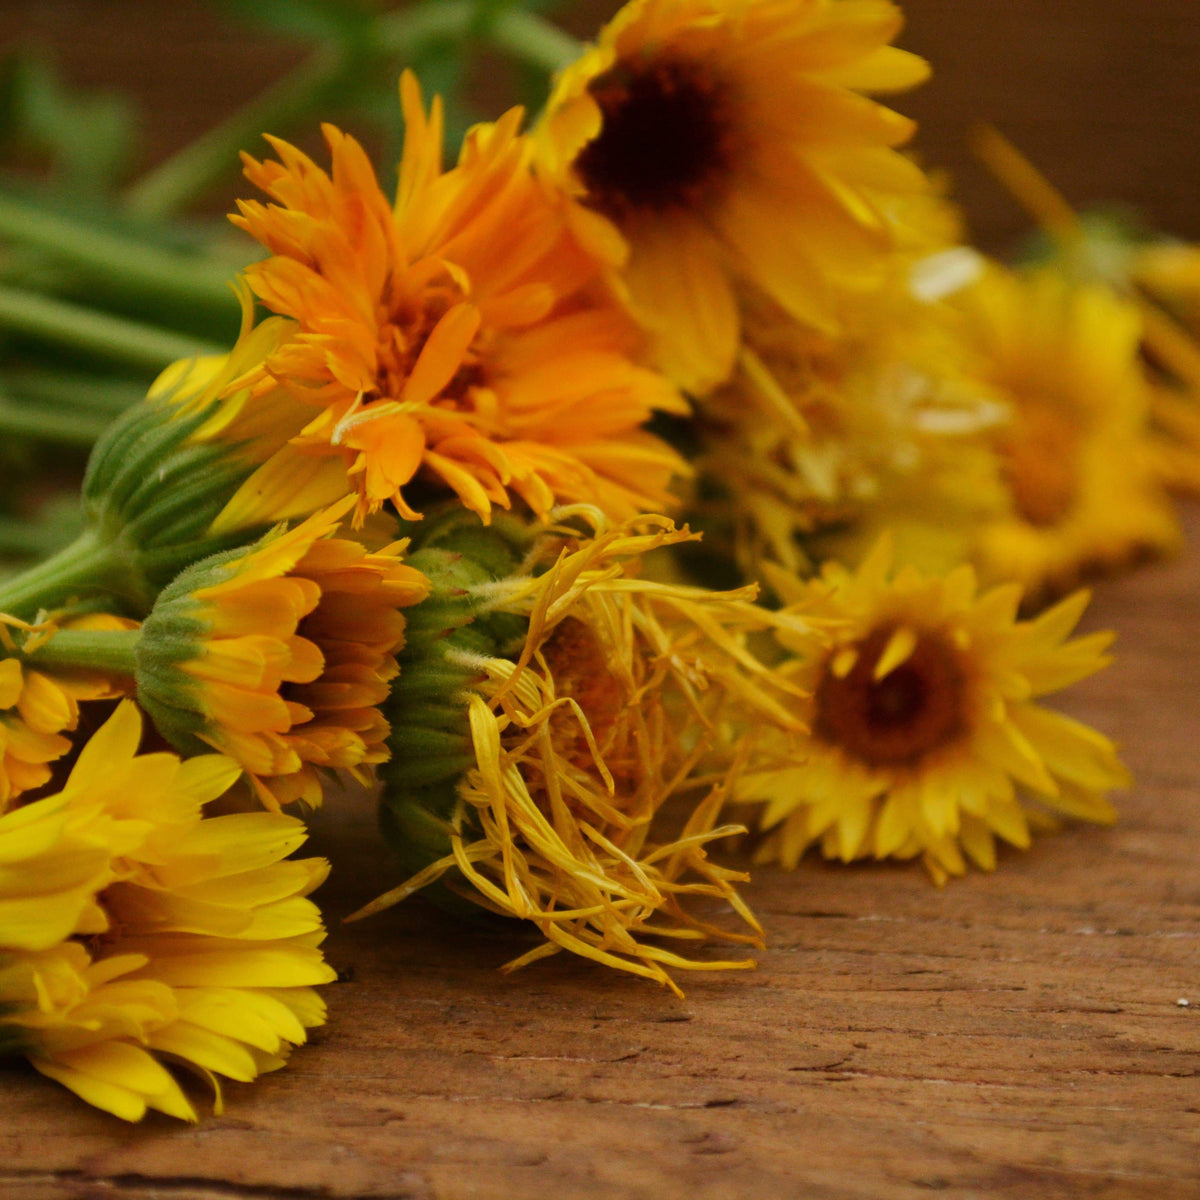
(0, 283), (223, 371)
(0, 191), (240, 318)
(18, 626), (140, 678)
(0, 530), (134, 619)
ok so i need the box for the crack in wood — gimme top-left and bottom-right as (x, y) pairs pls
(0, 1170), (429, 1200)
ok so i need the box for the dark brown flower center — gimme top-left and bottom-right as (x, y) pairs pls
(575, 56), (732, 217)
(813, 624), (967, 769)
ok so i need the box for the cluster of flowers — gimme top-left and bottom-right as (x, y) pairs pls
(5, 0), (1196, 1121)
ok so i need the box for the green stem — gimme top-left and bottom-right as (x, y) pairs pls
(484, 8), (583, 75)
(123, 1), (583, 221)
(375, 3), (581, 73)
(0, 191), (239, 315)
(0, 399), (110, 446)
(374, 0), (473, 57)
(0, 284), (223, 371)
(0, 531), (128, 619)
(0, 515), (67, 558)
(24, 626), (140, 677)
(5, 368), (145, 415)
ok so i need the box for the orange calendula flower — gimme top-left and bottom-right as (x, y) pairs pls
(534, 0), (932, 393)
(133, 501), (431, 808)
(215, 73), (686, 531)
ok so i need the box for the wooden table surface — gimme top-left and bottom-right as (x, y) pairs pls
(4, 527), (1199, 1198)
(2, 4), (1199, 1197)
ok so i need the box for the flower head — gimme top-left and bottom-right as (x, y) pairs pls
(686, 247), (1006, 579)
(958, 265), (1181, 602)
(0, 702), (334, 1121)
(215, 73), (686, 531)
(136, 500), (430, 809)
(535, 0), (932, 392)
(739, 538), (1129, 884)
(362, 510), (809, 994)
(0, 612), (132, 813)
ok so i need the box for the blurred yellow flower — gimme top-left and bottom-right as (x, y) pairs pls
(959, 266), (1181, 602)
(688, 247), (1005, 580)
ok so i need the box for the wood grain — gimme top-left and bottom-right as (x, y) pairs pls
(4, 508), (1199, 1198)
(1, 4), (1198, 1197)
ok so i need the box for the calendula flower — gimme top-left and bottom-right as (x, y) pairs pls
(958, 265), (1181, 602)
(1125, 244), (1200, 498)
(535, 0), (932, 392)
(685, 248), (1005, 581)
(0, 701), (334, 1121)
(971, 127), (1200, 504)
(1133, 240), (1200, 336)
(211, 72), (686, 532)
(133, 500), (430, 808)
(0, 612), (133, 813)
(357, 509), (810, 995)
(739, 538), (1128, 885)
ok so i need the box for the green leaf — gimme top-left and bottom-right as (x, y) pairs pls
(218, 0), (382, 45)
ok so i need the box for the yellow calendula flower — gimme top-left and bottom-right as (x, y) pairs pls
(210, 72), (686, 532)
(958, 265), (1181, 603)
(535, 0), (932, 392)
(1133, 241), (1200, 336)
(0, 613), (133, 813)
(1126, 243), (1200, 499)
(687, 247), (1006, 581)
(739, 538), (1129, 885)
(132, 500), (430, 809)
(358, 509), (810, 995)
(0, 701), (334, 1121)
(970, 128), (1200, 506)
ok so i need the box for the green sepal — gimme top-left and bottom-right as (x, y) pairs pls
(377, 792), (491, 923)
(0, 392), (271, 620)
(133, 537), (264, 757)
(379, 510), (535, 896)
(80, 396), (271, 608)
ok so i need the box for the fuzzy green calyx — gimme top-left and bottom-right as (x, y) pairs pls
(82, 398), (271, 603)
(131, 541), (257, 757)
(378, 510), (536, 885)
(0, 396), (268, 621)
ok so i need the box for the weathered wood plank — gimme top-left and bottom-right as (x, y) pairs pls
(4, 511), (1198, 1199)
